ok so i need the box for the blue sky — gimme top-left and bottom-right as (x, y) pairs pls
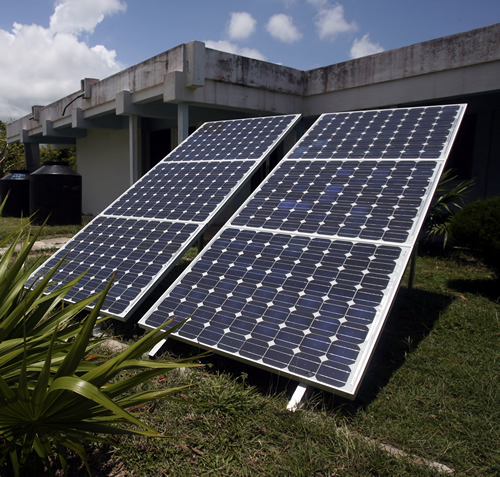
(1, 0), (499, 121)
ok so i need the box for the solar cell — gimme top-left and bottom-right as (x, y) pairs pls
(140, 105), (466, 397)
(26, 114), (301, 319)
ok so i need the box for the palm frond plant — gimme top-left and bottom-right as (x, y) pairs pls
(425, 168), (475, 247)
(0, 225), (204, 476)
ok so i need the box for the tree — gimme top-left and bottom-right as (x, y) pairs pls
(40, 145), (78, 171)
(0, 120), (25, 178)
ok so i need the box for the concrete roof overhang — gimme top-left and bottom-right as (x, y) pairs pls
(7, 23), (500, 145)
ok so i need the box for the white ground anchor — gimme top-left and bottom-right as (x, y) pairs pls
(286, 382), (312, 411)
(148, 338), (168, 358)
(151, 342), (311, 412)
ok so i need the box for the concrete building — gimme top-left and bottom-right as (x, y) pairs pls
(7, 23), (500, 216)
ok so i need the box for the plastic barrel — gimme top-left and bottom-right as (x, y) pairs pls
(0, 169), (30, 217)
(29, 161), (82, 225)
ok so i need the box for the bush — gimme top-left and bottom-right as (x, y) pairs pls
(425, 169), (475, 247)
(449, 196), (500, 275)
(0, 218), (204, 476)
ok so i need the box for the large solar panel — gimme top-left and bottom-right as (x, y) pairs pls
(26, 114), (301, 319)
(140, 105), (466, 397)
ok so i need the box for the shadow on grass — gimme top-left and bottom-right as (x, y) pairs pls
(115, 257), (455, 414)
(322, 286), (454, 414)
(447, 277), (500, 303)
(139, 285), (455, 417)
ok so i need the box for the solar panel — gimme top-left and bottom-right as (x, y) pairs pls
(26, 114), (301, 319)
(140, 105), (466, 398)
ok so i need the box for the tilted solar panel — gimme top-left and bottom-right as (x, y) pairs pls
(140, 105), (466, 397)
(26, 114), (301, 319)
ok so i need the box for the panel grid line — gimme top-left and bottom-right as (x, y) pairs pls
(26, 114), (301, 320)
(140, 105), (466, 398)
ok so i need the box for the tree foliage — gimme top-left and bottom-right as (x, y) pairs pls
(0, 121), (25, 178)
(449, 195), (500, 275)
(425, 168), (475, 247)
(0, 120), (77, 176)
(40, 145), (77, 171)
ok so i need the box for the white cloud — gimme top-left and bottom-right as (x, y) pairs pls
(205, 40), (267, 61)
(350, 34), (384, 58)
(309, 1), (357, 40)
(50, 0), (127, 35)
(228, 12), (257, 40)
(266, 14), (302, 43)
(0, 0), (126, 121)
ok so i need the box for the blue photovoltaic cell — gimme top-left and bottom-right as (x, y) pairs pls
(104, 161), (255, 221)
(26, 114), (301, 319)
(166, 116), (294, 161)
(140, 105), (466, 397)
(231, 159), (437, 243)
(288, 106), (460, 160)
(144, 227), (401, 388)
(29, 216), (199, 316)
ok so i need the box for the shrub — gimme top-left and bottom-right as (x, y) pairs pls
(449, 195), (500, 274)
(0, 220), (203, 476)
(426, 169), (475, 247)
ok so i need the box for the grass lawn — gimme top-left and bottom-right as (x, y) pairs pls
(0, 215), (85, 243)
(2, 218), (498, 475)
(97, 248), (498, 476)
(350, 252), (500, 475)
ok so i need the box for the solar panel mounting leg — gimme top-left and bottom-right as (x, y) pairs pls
(197, 234), (205, 253)
(408, 246), (418, 296)
(287, 382), (310, 411)
(148, 339), (167, 358)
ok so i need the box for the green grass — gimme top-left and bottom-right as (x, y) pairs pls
(350, 252), (500, 475)
(99, 372), (440, 477)
(108, 249), (498, 476)
(2, 215), (498, 475)
(0, 215), (85, 243)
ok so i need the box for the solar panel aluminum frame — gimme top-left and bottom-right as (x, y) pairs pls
(139, 104), (467, 398)
(26, 114), (302, 321)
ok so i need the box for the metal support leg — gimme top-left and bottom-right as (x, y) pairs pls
(148, 338), (167, 358)
(197, 234), (204, 253)
(287, 382), (309, 411)
(408, 245), (418, 296)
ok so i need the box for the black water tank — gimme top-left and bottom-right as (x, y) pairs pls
(0, 169), (30, 217)
(30, 161), (82, 225)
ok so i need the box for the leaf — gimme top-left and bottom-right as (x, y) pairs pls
(0, 223), (201, 475)
(47, 376), (159, 434)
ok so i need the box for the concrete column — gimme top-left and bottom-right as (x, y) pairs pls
(24, 143), (40, 172)
(129, 115), (141, 185)
(178, 102), (189, 144)
(472, 111), (493, 200)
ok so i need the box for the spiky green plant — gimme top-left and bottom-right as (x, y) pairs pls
(426, 168), (475, 247)
(0, 223), (203, 476)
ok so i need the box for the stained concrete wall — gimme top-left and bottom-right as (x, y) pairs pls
(77, 128), (129, 215)
(6, 24), (500, 210)
(305, 23), (500, 96)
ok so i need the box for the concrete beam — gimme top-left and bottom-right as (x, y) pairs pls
(164, 70), (302, 115)
(303, 61), (500, 116)
(42, 120), (87, 138)
(71, 108), (127, 130)
(116, 90), (178, 119)
(21, 129), (76, 145)
(304, 23), (500, 96)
